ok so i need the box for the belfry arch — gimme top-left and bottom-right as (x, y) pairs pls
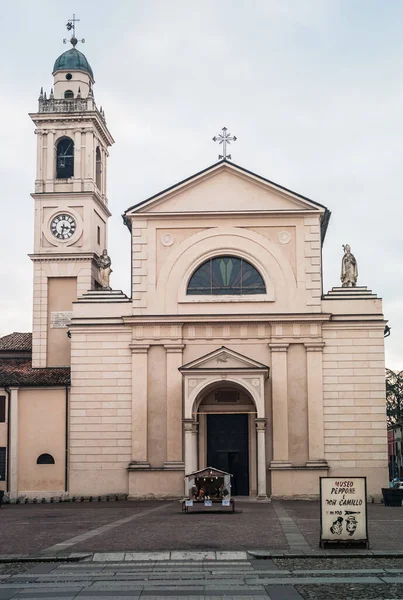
(180, 347), (269, 499)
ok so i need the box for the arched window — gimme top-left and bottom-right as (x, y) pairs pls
(187, 256), (266, 295)
(56, 137), (74, 179)
(37, 454), (55, 465)
(64, 90), (74, 99)
(96, 147), (102, 189)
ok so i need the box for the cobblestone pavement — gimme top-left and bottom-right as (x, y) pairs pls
(1, 500), (403, 555)
(0, 555), (403, 599)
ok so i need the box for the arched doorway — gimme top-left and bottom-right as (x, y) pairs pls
(180, 346), (269, 499)
(197, 383), (257, 496)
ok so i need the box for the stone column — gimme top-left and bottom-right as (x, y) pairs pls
(45, 130), (54, 192)
(256, 418), (268, 499)
(129, 345), (150, 469)
(305, 342), (327, 466)
(9, 387), (19, 500)
(73, 129), (82, 192)
(269, 343), (291, 467)
(183, 419), (198, 490)
(164, 344), (185, 470)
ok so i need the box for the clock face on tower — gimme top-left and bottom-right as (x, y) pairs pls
(50, 213), (77, 240)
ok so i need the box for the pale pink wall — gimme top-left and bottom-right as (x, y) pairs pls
(47, 277), (77, 367)
(18, 388), (65, 492)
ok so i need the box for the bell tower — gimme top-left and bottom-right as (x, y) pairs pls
(29, 18), (114, 368)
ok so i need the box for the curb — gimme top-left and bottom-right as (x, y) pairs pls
(1, 550), (403, 563)
(0, 553), (92, 563)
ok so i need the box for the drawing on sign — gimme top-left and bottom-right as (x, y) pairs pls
(330, 517), (343, 535)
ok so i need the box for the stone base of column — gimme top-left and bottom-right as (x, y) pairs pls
(306, 459), (329, 469)
(163, 461), (185, 470)
(127, 461), (151, 470)
(270, 460), (293, 469)
(256, 495), (271, 502)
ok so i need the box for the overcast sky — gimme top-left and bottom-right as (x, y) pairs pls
(1, 0), (402, 368)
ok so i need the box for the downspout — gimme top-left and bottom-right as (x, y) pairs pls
(5, 387), (11, 493)
(65, 385), (69, 493)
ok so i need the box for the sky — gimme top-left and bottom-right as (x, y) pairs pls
(0, 0), (402, 368)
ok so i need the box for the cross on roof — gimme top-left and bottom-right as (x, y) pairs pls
(63, 14), (85, 47)
(212, 127), (237, 160)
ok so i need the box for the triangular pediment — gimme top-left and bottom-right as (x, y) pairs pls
(124, 160), (328, 218)
(180, 346), (269, 372)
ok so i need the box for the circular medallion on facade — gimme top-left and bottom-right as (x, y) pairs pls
(278, 231), (291, 244)
(160, 233), (174, 247)
(252, 379), (260, 387)
(189, 379), (197, 388)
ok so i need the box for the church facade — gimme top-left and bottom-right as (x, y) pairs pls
(0, 42), (389, 501)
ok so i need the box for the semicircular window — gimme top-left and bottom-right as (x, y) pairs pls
(36, 453), (55, 465)
(187, 256), (266, 296)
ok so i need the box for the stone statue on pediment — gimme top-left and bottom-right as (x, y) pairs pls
(97, 249), (112, 289)
(341, 244), (358, 287)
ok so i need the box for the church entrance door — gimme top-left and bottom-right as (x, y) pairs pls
(207, 414), (249, 496)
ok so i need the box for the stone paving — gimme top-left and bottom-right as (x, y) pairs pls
(1, 500), (403, 555)
(0, 500), (403, 598)
(0, 554), (403, 599)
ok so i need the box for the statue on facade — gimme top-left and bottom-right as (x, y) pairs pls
(97, 249), (112, 289)
(340, 244), (358, 287)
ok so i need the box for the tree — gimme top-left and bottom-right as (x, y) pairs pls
(386, 369), (403, 427)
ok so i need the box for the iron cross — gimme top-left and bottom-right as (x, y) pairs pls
(212, 127), (237, 160)
(63, 14), (85, 46)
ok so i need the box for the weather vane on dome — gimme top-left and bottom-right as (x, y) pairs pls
(212, 127), (237, 160)
(63, 14), (85, 47)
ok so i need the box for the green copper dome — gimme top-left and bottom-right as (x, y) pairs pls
(53, 48), (94, 79)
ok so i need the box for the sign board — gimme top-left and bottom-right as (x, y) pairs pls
(222, 499), (230, 507)
(185, 500), (193, 507)
(320, 477), (368, 547)
(204, 499), (212, 507)
(50, 311), (73, 329)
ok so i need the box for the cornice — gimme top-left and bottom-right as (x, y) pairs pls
(29, 252), (97, 263)
(122, 314), (331, 325)
(128, 210), (322, 219)
(29, 111), (114, 146)
(31, 192), (112, 219)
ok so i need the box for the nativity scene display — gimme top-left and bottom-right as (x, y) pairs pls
(182, 467), (235, 513)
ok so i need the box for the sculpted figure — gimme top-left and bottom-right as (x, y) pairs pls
(341, 244), (358, 287)
(97, 249), (112, 289)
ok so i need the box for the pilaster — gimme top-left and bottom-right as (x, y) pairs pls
(269, 343), (292, 468)
(73, 129), (82, 191)
(255, 418), (268, 499)
(128, 344), (150, 469)
(305, 342), (327, 467)
(9, 388), (19, 500)
(45, 130), (54, 192)
(164, 344), (185, 470)
(183, 419), (198, 482)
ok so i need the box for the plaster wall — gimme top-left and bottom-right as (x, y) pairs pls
(69, 327), (132, 495)
(322, 323), (388, 498)
(128, 168), (323, 316)
(18, 388), (65, 492)
(47, 277), (77, 367)
(32, 258), (95, 368)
